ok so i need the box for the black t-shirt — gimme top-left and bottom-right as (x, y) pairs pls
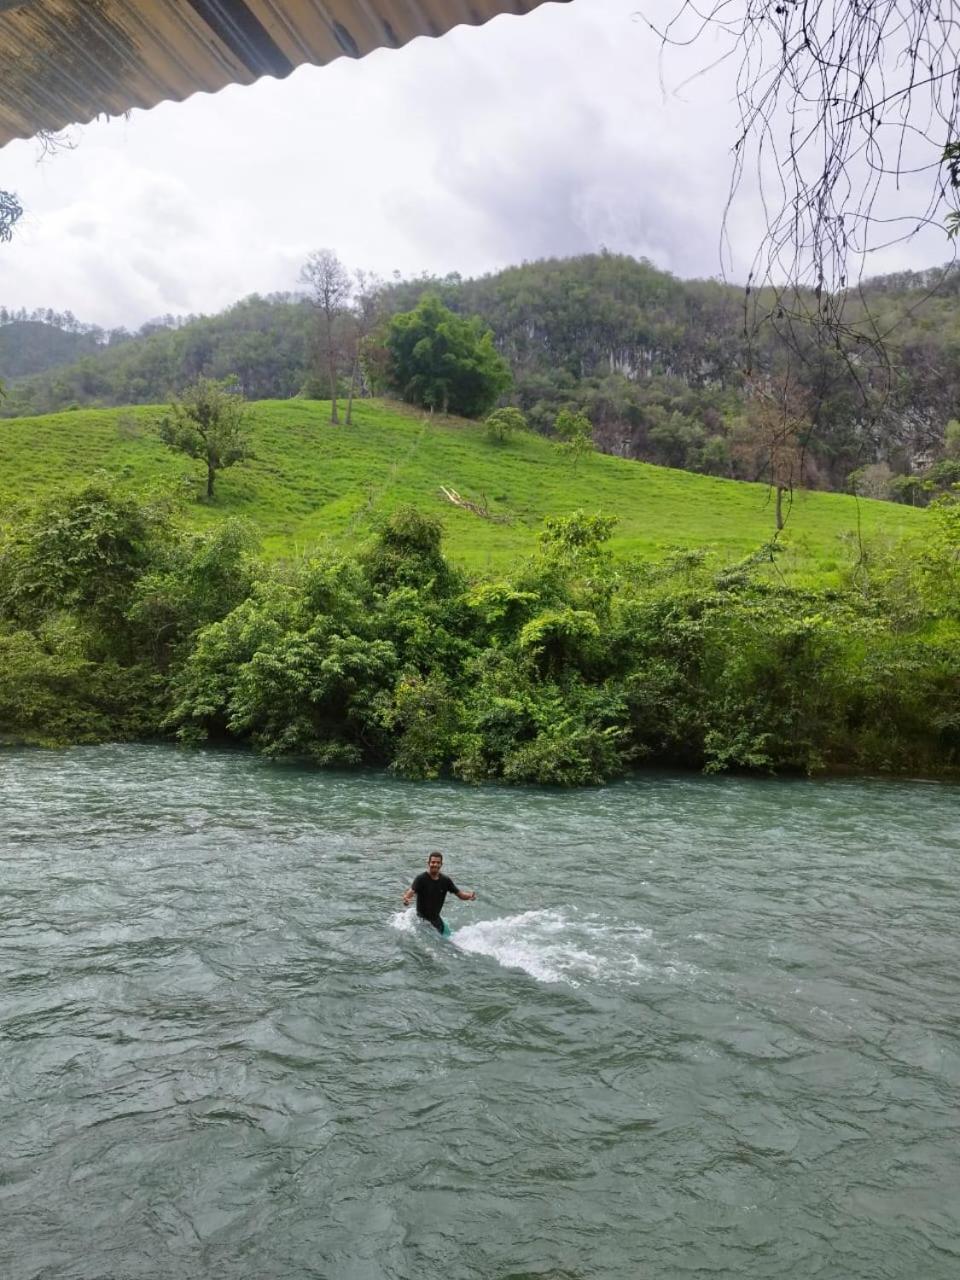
(411, 871), (459, 920)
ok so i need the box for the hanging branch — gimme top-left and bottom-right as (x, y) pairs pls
(644, 0), (960, 458)
(0, 189), (22, 243)
(648, 0), (960, 306)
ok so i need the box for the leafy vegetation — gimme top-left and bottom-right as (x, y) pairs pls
(0, 478), (955, 781)
(553, 408), (595, 467)
(0, 316), (108, 380)
(0, 294), (312, 412)
(158, 377), (251, 498)
(382, 294), (511, 417)
(484, 406), (528, 445)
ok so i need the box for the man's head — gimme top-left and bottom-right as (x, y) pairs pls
(427, 851), (443, 877)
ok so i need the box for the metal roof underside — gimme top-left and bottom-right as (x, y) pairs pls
(0, 0), (562, 148)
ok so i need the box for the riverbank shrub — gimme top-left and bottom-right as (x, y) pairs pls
(0, 484), (958, 780)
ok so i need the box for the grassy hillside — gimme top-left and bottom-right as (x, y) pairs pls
(0, 398), (926, 577)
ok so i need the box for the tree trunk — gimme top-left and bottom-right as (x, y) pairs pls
(345, 354), (358, 425)
(329, 355), (339, 423)
(775, 483), (785, 531)
(207, 462), (215, 498)
(326, 313), (339, 424)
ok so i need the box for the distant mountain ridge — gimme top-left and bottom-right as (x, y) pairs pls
(0, 293), (312, 411)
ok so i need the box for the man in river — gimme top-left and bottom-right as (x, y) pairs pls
(403, 851), (476, 934)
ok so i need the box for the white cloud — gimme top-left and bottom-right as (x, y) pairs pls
(0, 0), (950, 327)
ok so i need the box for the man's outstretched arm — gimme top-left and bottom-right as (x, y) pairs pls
(456, 890), (477, 901)
(402, 886), (415, 906)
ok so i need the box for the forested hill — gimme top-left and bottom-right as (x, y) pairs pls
(378, 256), (960, 489)
(384, 254), (743, 389)
(0, 294), (313, 413)
(4, 254), (960, 494)
(0, 318), (107, 379)
(1, 257), (744, 416)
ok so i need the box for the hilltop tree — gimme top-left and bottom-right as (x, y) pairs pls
(301, 249), (351, 425)
(159, 377), (250, 499)
(384, 295), (511, 418)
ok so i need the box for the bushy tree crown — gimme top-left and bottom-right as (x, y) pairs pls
(383, 295), (511, 418)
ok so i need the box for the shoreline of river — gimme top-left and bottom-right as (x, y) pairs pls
(4, 734), (960, 788)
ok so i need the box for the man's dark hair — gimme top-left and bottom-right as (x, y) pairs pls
(427, 851), (443, 863)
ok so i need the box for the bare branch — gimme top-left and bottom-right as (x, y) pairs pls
(648, 0), (960, 319)
(438, 486), (512, 523)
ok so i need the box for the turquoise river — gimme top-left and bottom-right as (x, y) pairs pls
(2, 745), (959, 1278)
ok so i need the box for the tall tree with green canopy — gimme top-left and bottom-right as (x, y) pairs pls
(383, 294), (511, 418)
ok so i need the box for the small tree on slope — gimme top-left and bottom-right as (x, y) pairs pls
(159, 377), (250, 500)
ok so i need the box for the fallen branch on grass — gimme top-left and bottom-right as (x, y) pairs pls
(438, 485), (512, 523)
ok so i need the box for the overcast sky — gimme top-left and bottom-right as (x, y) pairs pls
(0, 0), (949, 329)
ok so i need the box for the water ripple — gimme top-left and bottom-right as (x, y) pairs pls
(1, 745), (959, 1278)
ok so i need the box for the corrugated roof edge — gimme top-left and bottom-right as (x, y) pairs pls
(0, 0), (566, 148)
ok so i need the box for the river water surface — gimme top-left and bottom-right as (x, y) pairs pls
(2, 746), (959, 1279)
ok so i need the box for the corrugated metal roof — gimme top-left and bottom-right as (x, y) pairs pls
(0, 0), (564, 148)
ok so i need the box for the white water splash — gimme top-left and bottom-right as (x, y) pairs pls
(390, 908), (418, 935)
(389, 906), (687, 987)
(450, 908), (658, 987)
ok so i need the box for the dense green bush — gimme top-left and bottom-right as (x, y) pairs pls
(382, 295), (511, 418)
(0, 483), (958, 780)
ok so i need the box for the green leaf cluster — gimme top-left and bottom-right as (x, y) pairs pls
(382, 296), (511, 418)
(158, 377), (250, 499)
(0, 480), (256, 744)
(484, 406), (527, 444)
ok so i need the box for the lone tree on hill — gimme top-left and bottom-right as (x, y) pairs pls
(485, 406), (528, 444)
(301, 249), (351, 425)
(159, 377), (250, 500)
(383, 294), (511, 418)
(739, 376), (811, 532)
(554, 408), (594, 468)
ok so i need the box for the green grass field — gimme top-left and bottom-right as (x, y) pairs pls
(0, 398), (927, 580)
